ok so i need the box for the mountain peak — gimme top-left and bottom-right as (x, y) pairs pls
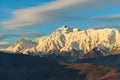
(6, 37), (38, 53)
(18, 37), (28, 41)
(58, 25), (73, 32)
(62, 25), (69, 28)
(55, 25), (81, 34)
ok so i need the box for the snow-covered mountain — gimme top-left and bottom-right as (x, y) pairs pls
(35, 25), (120, 54)
(2, 25), (120, 55)
(4, 38), (38, 54)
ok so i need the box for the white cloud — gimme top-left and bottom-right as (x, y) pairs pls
(90, 14), (120, 22)
(0, 33), (44, 40)
(1, 0), (120, 29)
(0, 33), (44, 48)
(0, 41), (11, 48)
(0, 42), (10, 45)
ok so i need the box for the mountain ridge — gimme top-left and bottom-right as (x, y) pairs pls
(1, 25), (120, 55)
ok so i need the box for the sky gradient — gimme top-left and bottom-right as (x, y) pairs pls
(0, 0), (120, 48)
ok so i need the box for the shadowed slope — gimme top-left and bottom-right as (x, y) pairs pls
(0, 51), (120, 80)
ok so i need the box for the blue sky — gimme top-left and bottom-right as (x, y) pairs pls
(0, 0), (120, 48)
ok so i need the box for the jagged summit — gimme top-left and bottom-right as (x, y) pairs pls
(61, 25), (69, 28)
(54, 25), (81, 34)
(55, 25), (73, 33)
(18, 37), (28, 41)
(16, 37), (29, 44)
